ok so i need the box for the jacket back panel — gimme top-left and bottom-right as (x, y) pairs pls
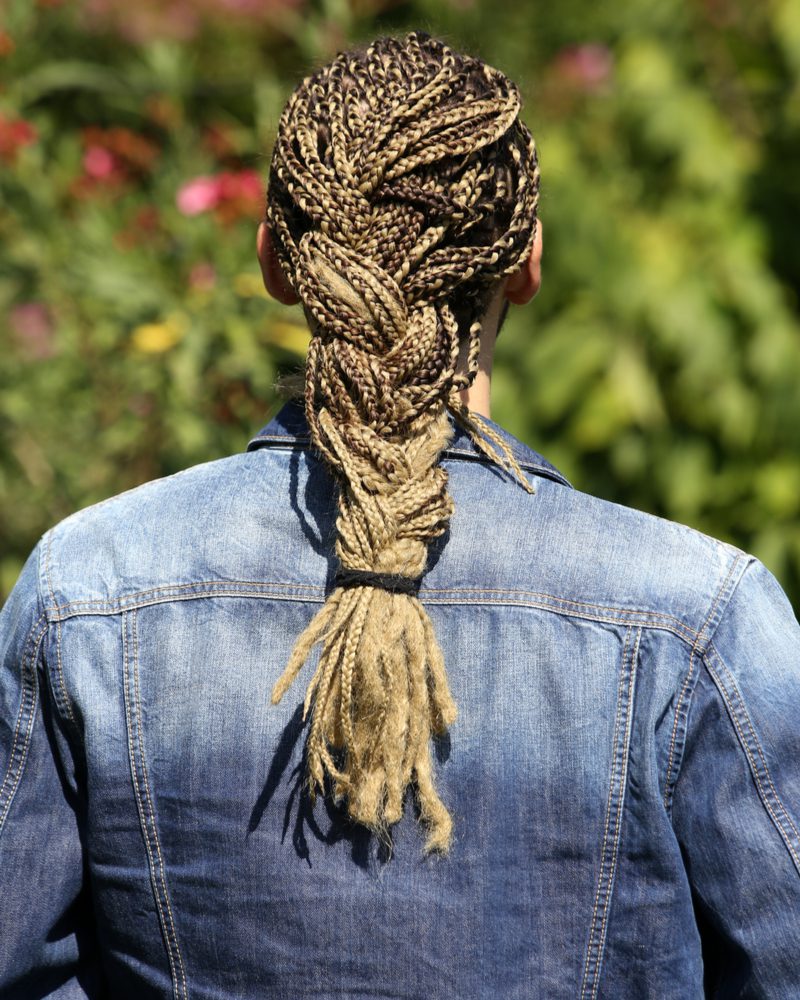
(3, 403), (799, 999)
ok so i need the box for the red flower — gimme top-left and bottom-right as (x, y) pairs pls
(176, 169), (264, 224)
(213, 168), (264, 224)
(0, 115), (38, 164)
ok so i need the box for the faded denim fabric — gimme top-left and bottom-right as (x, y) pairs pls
(1, 397), (799, 999)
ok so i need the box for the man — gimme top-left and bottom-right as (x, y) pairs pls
(1, 29), (798, 999)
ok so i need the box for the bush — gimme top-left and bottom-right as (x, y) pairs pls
(2, 0), (799, 610)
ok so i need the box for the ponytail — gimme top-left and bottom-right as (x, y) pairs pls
(267, 30), (540, 853)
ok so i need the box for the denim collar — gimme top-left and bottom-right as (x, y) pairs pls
(247, 397), (572, 489)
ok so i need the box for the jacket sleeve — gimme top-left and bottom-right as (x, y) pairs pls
(0, 538), (102, 998)
(671, 556), (800, 998)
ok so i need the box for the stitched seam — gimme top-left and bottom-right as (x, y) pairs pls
(580, 627), (629, 998)
(48, 579), (326, 610)
(53, 616), (78, 728)
(580, 627), (639, 999)
(122, 612), (187, 1000)
(708, 648), (800, 870)
(42, 529), (79, 729)
(0, 618), (45, 808)
(704, 643), (800, 873)
(132, 611), (189, 998)
(48, 590), (700, 645)
(48, 580), (690, 614)
(0, 619), (47, 833)
(48, 590), (700, 646)
(409, 599), (693, 641)
(590, 627), (640, 1000)
(47, 582), (698, 634)
(425, 589), (690, 620)
(663, 644), (697, 815)
(662, 552), (745, 813)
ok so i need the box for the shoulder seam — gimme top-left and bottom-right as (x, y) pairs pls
(662, 549), (753, 816)
(695, 551), (757, 658)
(45, 579), (704, 645)
(0, 586), (48, 838)
(39, 529), (79, 730)
(700, 638), (800, 876)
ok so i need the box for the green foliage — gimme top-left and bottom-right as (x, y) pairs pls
(1, 0), (799, 611)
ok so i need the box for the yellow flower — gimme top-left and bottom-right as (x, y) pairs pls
(234, 272), (270, 298)
(262, 320), (310, 356)
(131, 311), (189, 354)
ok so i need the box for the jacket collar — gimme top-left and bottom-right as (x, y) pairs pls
(247, 397), (572, 488)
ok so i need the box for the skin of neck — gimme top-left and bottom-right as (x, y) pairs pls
(456, 281), (510, 420)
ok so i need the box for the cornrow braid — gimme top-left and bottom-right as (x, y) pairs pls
(266, 30), (540, 854)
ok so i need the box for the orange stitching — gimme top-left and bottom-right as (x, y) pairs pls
(131, 612), (189, 999)
(53, 617), (77, 728)
(591, 627), (640, 1000)
(123, 613), (183, 998)
(47, 587), (701, 652)
(47, 580), (699, 636)
(706, 644), (800, 862)
(42, 530), (79, 729)
(426, 588), (694, 630)
(663, 553), (745, 810)
(46, 578), (326, 611)
(0, 619), (47, 824)
(580, 627), (632, 999)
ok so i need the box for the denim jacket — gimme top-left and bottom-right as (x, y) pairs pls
(1, 397), (799, 999)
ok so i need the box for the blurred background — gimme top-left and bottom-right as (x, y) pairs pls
(1, 0), (799, 608)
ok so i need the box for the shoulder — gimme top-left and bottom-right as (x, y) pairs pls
(439, 457), (752, 647)
(40, 448), (298, 614)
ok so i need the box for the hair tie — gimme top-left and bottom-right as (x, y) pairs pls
(334, 567), (421, 595)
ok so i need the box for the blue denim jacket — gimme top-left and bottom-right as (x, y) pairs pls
(2, 398), (799, 999)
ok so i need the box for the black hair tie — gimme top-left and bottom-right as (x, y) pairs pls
(334, 567), (421, 595)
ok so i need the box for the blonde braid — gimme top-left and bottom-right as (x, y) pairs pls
(266, 30), (540, 854)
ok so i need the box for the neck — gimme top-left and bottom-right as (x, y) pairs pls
(458, 366), (492, 419)
(455, 291), (505, 420)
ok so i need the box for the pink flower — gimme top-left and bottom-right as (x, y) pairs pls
(176, 175), (222, 215)
(10, 302), (56, 359)
(176, 169), (263, 222)
(553, 44), (613, 92)
(83, 145), (117, 178)
(189, 261), (217, 290)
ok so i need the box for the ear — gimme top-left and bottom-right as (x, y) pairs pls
(504, 218), (543, 305)
(256, 221), (300, 305)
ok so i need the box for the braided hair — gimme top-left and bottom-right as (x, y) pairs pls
(266, 30), (540, 854)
